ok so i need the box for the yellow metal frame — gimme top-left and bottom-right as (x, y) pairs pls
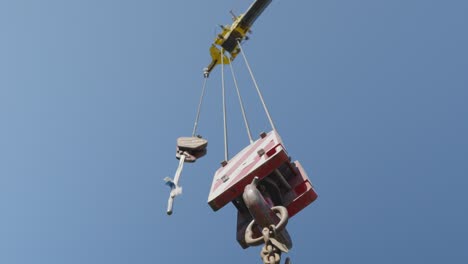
(205, 14), (252, 75)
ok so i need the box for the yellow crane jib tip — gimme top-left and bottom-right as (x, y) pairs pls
(204, 0), (272, 76)
(205, 45), (233, 77)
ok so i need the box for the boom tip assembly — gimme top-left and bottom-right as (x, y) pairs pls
(204, 0), (273, 76)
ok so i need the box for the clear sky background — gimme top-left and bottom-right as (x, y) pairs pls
(1, 0), (467, 263)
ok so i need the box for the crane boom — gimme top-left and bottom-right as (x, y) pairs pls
(204, 0), (272, 76)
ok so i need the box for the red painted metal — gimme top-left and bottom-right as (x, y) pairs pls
(208, 130), (317, 214)
(284, 161), (318, 217)
(208, 130), (289, 211)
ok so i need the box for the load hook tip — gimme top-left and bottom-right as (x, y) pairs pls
(252, 176), (260, 186)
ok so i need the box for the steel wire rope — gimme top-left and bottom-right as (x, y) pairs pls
(221, 49), (229, 161)
(237, 40), (277, 132)
(227, 56), (254, 144)
(192, 77), (209, 137)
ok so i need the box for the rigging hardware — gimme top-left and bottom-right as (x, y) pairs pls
(165, 1), (318, 263)
(204, 0), (273, 76)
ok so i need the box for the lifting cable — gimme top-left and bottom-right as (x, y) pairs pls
(192, 42), (276, 161)
(228, 55), (254, 144)
(192, 76), (209, 137)
(221, 49), (229, 161)
(237, 39), (277, 132)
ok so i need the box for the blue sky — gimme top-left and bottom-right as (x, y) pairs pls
(1, 0), (467, 263)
